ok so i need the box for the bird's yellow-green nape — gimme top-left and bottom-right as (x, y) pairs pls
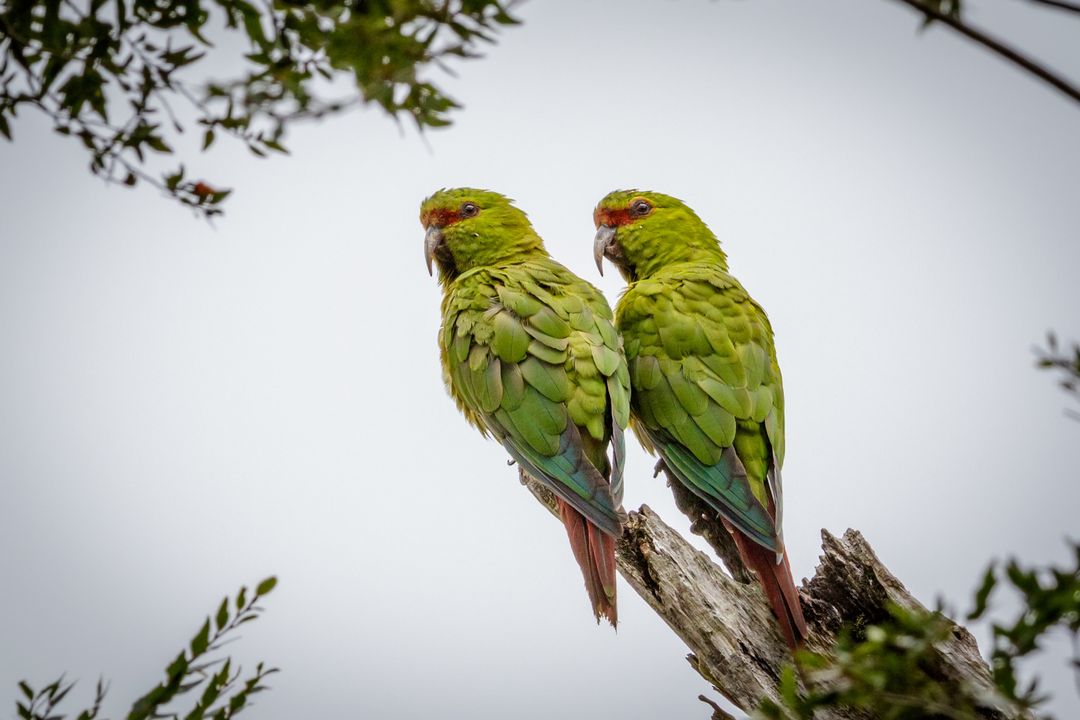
(593, 189), (728, 282)
(421, 188), (545, 285)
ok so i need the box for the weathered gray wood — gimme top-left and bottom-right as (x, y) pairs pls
(617, 505), (799, 713)
(519, 467), (1010, 718)
(617, 506), (1013, 719)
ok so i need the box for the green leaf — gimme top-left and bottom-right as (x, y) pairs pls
(165, 165), (185, 191)
(215, 596), (230, 631)
(255, 576), (277, 596)
(778, 664), (799, 704)
(146, 135), (173, 154)
(261, 138), (288, 154)
(166, 650), (188, 680)
(42, 677), (63, 697)
(50, 680), (74, 704)
(967, 564), (997, 620)
(190, 618), (211, 656)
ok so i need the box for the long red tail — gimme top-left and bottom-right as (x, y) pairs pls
(729, 525), (808, 649)
(556, 498), (618, 626)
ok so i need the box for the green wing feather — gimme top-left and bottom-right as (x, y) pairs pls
(440, 259), (629, 536)
(618, 267), (785, 552)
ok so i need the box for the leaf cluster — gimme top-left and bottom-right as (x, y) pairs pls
(758, 604), (994, 720)
(758, 542), (1080, 719)
(15, 576), (278, 720)
(968, 543), (1080, 711)
(0, 0), (519, 216)
(1035, 332), (1080, 421)
(17, 677), (106, 720)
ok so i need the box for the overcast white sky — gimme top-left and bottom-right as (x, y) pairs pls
(2, 0), (1079, 718)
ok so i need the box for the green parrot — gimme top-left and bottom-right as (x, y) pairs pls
(592, 190), (807, 647)
(421, 188), (630, 625)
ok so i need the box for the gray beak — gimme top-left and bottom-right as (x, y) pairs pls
(424, 225), (444, 276)
(593, 225), (616, 276)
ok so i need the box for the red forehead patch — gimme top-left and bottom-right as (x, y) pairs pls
(594, 207), (633, 228)
(422, 207), (466, 228)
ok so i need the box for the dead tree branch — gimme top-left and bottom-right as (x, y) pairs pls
(617, 507), (1014, 718)
(519, 468), (1012, 718)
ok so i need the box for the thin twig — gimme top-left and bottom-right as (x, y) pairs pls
(1026, 0), (1080, 15)
(889, 0), (1080, 105)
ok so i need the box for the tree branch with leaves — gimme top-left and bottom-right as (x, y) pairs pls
(0, 0), (519, 216)
(16, 576), (278, 720)
(1035, 333), (1080, 421)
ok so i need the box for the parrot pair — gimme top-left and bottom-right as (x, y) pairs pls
(420, 188), (807, 647)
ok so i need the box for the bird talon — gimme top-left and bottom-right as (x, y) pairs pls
(507, 458), (516, 466)
(653, 459), (666, 478)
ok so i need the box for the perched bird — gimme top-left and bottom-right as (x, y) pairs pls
(422, 188), (630, 625)
(593, 190), (807, 647)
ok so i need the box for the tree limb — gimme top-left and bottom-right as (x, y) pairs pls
(616, 506), (1016, 719)
(1025, 0), (1080, 16)
(888, 0), (1080, 105)
(518, 467), (1013, 717)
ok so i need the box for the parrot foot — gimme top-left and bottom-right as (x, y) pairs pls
(507, 458), (517, 467)
(653, 459), (667, 478)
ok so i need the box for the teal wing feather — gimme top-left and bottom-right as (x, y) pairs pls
(619, 266), (784, 552)
(441, 260), (629, 536)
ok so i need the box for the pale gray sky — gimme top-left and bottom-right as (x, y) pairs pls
(2, 0), (1078, 718)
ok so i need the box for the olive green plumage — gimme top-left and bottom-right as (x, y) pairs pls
(422, 188), (629, 624)
(594, 190), (784, 553)
(594, 188), (806, 646)
(436, 259), (630, 532)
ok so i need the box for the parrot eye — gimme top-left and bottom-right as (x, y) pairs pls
(630, 199), (652, 218)
(460, 202), (480, 218)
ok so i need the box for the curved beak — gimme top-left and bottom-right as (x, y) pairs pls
(593, 225), (616, 276)
(424, 225), (444, 276)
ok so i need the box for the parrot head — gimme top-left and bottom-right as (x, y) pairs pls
(421, 188), (544, 284)
(593, 190), (728, 282)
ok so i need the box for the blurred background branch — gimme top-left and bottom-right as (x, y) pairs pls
(889, 0), (1080, 104)
(16, 577), (277, 720)
(1026, 0), (1080, 15)
(1035, 333), (1080, 420)
(0, 0), (519, 216)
